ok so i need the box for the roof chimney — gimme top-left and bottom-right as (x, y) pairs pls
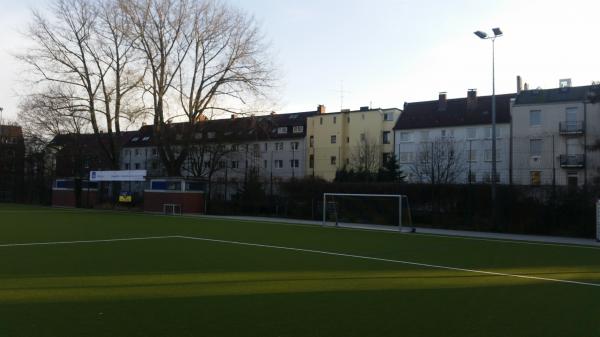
(359, 106), (370, 112)
(231, 114), (236, 120)
(317, 105), (326, 114)
(270, 111), (276, 115)
(438, 92), (447, 111)
(517, 76), (523, 94)
(467, 89), (477, 111)
(524, 83), (530, 91)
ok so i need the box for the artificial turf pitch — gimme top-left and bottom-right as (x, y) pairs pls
(0, 205), (599, 337)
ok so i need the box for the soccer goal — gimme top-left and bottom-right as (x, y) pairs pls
(163, 204), (182, 216)
(322, 193), (414, 233)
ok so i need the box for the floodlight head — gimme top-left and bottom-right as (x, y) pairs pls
(474, 31), (488, 39)
(493, 27), (503, 37)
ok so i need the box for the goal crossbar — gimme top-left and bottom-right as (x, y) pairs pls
(322, 193), (411, 232)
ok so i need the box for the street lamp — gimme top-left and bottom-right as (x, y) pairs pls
(474, 27), (503, 226)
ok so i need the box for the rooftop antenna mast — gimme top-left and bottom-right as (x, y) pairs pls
(336, 81), (350, 111)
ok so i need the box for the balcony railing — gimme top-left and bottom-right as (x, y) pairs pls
(560, 154), (585, 168)
(559, 121), (585, 135)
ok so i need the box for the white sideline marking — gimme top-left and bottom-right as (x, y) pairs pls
(0, 236), (178, 248)
(1, 234), (600, 288)
(3, 207), (599, 250)
(175, 235), (600, 288)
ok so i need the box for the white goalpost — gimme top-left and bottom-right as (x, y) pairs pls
(322, 193), (414, 233)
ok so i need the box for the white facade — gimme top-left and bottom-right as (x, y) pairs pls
(395, 124), (511, 184)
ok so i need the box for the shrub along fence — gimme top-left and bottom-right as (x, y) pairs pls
(209, 177), (598, 239)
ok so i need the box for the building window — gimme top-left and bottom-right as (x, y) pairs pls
(567, 172), (578, 187)
(383, 112), (394, 121)
(194, 132), (202, 140)
(264, 143), (268, 151)
(347, 116), (350, 123)
(360, 133), (366, 142)
(331, 135), (337, 144)
(231, 161), (239, 169)
(400, 132), (412, 142)
(399, 152), (414, 163)
(293, 126), (304, 133)
(382, 131), (391, 144)
(333, 116), (337, 124)
(310, 136), (314, 148)
(290, 159), (299, 168)
(275, 142), (284, 151)
(330, 156), (337, 166)
(530, 171), (542, 186)
(484, 127), (492, 139)
(467, 127), (477, 139)
(264, 160), (268, 169)
(320, 117), (323, 125)
(134, 149), (140, 156)
(277, 127), (288, 134)
(124, 163), (130, 170)
(135, 163), (141, 170)
(152, 149), (158, 157)
(530, 139), (542, 157)
(231, 144), (238, 152)
(529, 110), (542, 127)
(291, 142), (299, 150)
(468, 150), (477, 162)
(207, 132), (216, 139)
(124, 149), (131, 156)
(309, 155), (314, 169)
(346, 137), (350, 143)
(484, 150), (492, 162)
(274, 160), (284, 169)
(420, 131), (429, 142)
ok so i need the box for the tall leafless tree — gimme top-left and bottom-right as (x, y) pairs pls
(121, 0), (275, 176)
(19, 0), (143, 170)
(350, 134), (382, 174)
(411, 138), (465, 184)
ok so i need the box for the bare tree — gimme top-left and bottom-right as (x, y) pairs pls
(184, 142), (233, 204)
(19, 0), (142, 170)
(18, 86), (91, 144)
(350, 134), (382, 174)
(121, 0), (275, 176)
(411, 138), (465, 184)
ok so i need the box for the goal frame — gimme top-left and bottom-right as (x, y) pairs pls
(322, 193), (411, 232)
(163, 203), (182, 216)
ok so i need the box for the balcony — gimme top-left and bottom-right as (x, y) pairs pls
(560, 154), (585, 168)
(559, 121), (585, 135)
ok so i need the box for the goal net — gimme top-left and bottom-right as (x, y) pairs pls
(163, 204), (182, 216)
(322, 193), (414, 232)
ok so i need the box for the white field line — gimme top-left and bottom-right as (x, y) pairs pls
(175, 235), (600, 288)
(0, 234), (599, 287)
(0, 236), (179, 248)
(2, 208), (600, 251)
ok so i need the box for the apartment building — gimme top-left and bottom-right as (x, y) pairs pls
(394, 90), (515, 184)
(121, 110), (317, 197)
(511, 80), (600, 186)
(305, 106), (402, 181)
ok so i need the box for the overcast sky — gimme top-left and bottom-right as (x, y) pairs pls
(1, 0), (600, 122)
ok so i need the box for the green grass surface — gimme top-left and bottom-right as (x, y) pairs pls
(0, 204), (599, 337)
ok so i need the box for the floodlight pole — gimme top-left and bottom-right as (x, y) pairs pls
(475, 28), (502, 228)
